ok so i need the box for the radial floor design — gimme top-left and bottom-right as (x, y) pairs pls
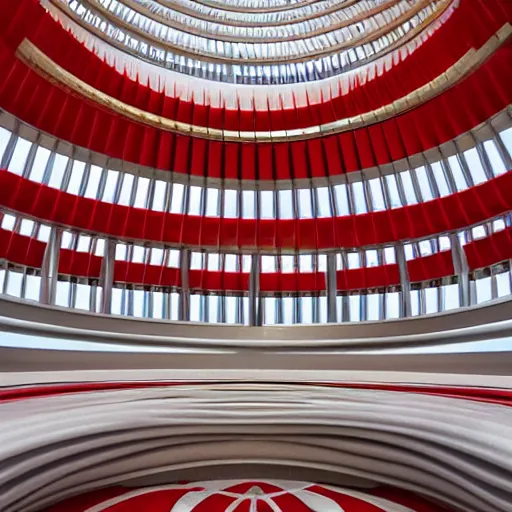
(45, 481), (452, 512)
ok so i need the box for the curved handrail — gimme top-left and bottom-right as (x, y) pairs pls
(1, 294), (511, 351)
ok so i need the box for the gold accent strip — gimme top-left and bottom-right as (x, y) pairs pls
(187, 0), (320, 14)
(16, 24), (511, 143)
(115, 0), (400, 43)
(49, 0), (449, 65)
(144, 0), (371, 29)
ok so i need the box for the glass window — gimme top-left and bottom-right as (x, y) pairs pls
(281, 255), (295, 273)
(188, 185), (202, 215)
(24, 274), (41, 302)
(260, 190), (275, 219)
(300, 296), (313, 324)
(368, 178), (386, 211)
(55, 280), (71, 307)
(170, 183), (185, 213)
(431, 162), (451, 197)
(5, 270), (22, 297)
(224, 254), (238, 271)
(152, 291), (164, 319)
(37, 225), (51, 242)
(414, 166), (434, 201)
(410, 289), (420, 317)
(496, 271), (511, 297)
(386, 291), (400, 319)
(206, 188), (220, 217)
(242, 190), (255, 219)
(439, 236), (451, 251)
(131, 245), (146, 263)
(299, 254), (313, 272)
(404, 243), (415, 261)
(472, 225), (487, 240)
(500, 127), (512, 158)
(60, 231), (73, 249)
(150, 247), (164, 265)
(225, 296), (238, 324)
(336, 253), (344, 270)
(170, 291), (180, 320)
(1, 213), (16, 231)
(76, 234), (91, 252)
(365, 249), (379, 267)
(261, 255), (276, 273)
(0, 127), (11, 163)
(447, 155), (469, 191)
(367, 293), (380, 320)
(316, 187), (332, 217)
(167, 249), (180, 267)
(298, 188), (313, 218)
(117, 173), (135, 206)
(152, 180), (167, 211)
(242, 255), (251, 273)
(133, 289), (145, 317)
(102, 170), (119, 203)
(351, 181), (367, 214)
(48, 154), (68, 189)
(84, 165), (103, 199)
(94, 238), (105, 257)
(318, 296), (328, 324)
(317, 254), (327, 272)
(424, 287), (439, 314)
(385, 174), (402, 208)
(224, 189), (238, 218)
(190, 252), (204, 270)
(493, 218), (506, 233)
(282, 297), (294, 325)
(349, 295), (361, 321)
(418, 240), (434, 256)
(134, 177), (150, 208)
(29, 146), (51, 183)
(208, 295), (220, 322)
(464, 148), (487, 184)
(278, 189), (294, 219)
(347, 252), (361, 269)
(110, 288), (123, 316)
(443, 283), (460, 311)
(190, 294), (202, 322)
(264, 297), (276, 325)
(476, 276), (492, 304)
(399, 170), (418, 205)
(208, 252), (220, 271)
(74, 283), (91, 311)
(334, 184), (350, 216)
(8, 138), (32, 175)
(66, 160), (86, 195)
(483, 140), (507, 176)
(115, 243), (127, 261)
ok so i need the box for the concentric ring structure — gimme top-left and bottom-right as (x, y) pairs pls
(0, 0), (512, 511)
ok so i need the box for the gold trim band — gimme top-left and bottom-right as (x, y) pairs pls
(16, 24), (511, 143)
(115, 0), (400, 43)
(50, 0), (449, 65)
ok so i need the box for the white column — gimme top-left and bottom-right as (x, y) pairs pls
(180, 249), (190, 321)
(450, 233), (470, 308)
(100, 239), (116, 314)
(325, 253), (337, 323)
(395, 244), (412, 318)
(39, 227), (61, 305)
